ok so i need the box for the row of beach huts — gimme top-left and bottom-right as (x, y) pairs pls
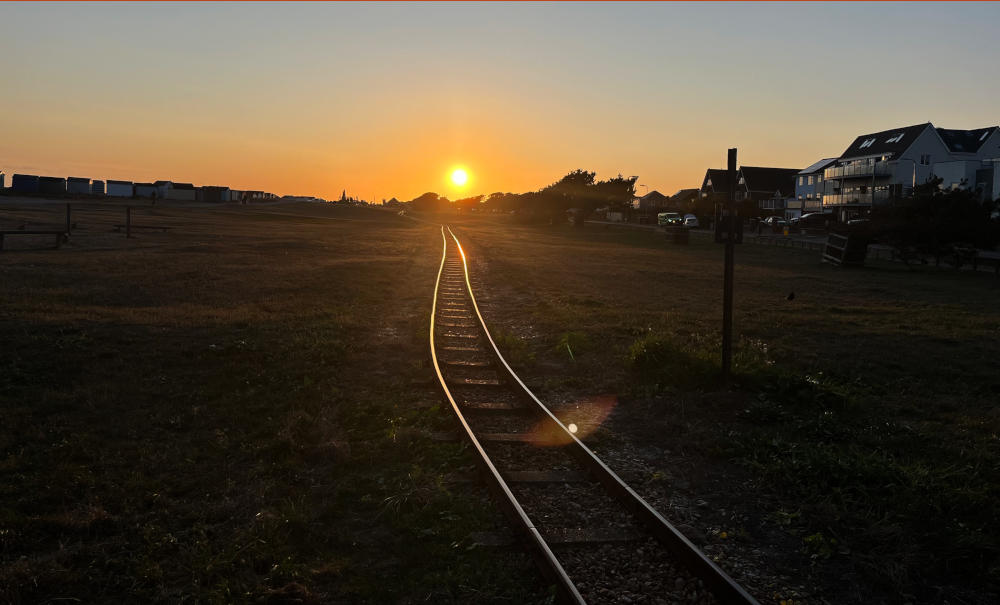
(0, 172), (279, 204)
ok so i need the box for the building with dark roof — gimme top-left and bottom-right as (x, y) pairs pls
(823, 122), (1000, 220)
(700, 166), (799, 217)
(699, 169), (731, 204)
(633, 190), (671, 212)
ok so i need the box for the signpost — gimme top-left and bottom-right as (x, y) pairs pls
(722, 148), (737, 379)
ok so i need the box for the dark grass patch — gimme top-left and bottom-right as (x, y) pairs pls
(446, 214), (1000, 603)
(0, 205), (552, 603)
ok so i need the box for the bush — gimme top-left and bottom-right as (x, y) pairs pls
(627, 333), (716, 389)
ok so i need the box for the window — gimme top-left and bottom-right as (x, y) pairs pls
(920, 154), (931, 165)
(808, 176), (814, 185)
(799, 176), (805, 186)
(817, 175), (823, 183)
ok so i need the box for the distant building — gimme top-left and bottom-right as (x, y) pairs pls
(134, 182), (157, 198)
(632, 190), (671, 212)
(699, 169), (731, 205)
(165, 182), (196, 201)
(736, 167), (800, 217)
(151, 180), (169, 198)
(197, 186), (231, 203)
(793, 158), (838, 218)
(107, 180), (133, 197)
(91, 180), (106, 196)
(66, 177), (90, 195)
(0, 172), (5, 189)
(38, 176), (67, 195)
(12, 174), (40, 193)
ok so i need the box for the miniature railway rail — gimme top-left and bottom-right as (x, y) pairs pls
(429, 226), (758, 604)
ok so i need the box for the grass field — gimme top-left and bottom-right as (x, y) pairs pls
(0, 203), (550, 604)
(448, 215), (1000, 604)
(3, 202), (998, 603)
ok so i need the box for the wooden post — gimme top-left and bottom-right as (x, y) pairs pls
(126, 206), (131, 239)
(722, 148), (737, 380)
(65, 203), (72, 234)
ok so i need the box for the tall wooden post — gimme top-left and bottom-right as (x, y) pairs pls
(722, 148), (737, 379)
(65, 203), (71, 234)
(126, 206), (132, 239)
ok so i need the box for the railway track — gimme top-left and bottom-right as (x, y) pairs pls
(429, 226), (759, 604)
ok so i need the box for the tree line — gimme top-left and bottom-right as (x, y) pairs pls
(406, 170), (637, 224)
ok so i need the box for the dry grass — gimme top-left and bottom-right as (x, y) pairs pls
(446, 213), (1000, 604)
(0, 202), (549, 603)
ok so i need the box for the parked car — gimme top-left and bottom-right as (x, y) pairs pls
(798, 212), (836, 229)
(657, 212), (682, 226)
(682, 214), (699, 228)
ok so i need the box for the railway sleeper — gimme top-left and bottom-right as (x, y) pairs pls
(543, 527), (644, 545)
(459, 400), (528, 412)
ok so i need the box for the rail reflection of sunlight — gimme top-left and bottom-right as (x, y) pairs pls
(528, 395), (617, 446)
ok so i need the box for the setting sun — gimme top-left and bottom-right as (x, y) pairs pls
(450, 169), (468, 187)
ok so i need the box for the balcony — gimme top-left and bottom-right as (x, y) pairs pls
(824, 162), (893, 180)
(822, 189), (892, 206)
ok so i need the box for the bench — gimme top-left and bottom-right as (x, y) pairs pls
(0, 230), (69, 251)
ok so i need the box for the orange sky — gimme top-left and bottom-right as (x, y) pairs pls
(2, 3), (998, 202)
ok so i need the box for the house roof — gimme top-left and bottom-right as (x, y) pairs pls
(107, 180), (132, 185)
(798, 158), (838, 175)
(935, 127), (998, 154)
(738, 166), (800, 196)
(173, 183), (195, 189)
(839, 123), (931, 160)
(135, 182), (155, 187)
(67, 177), (90, 182)
(670, 188), (699, 202)
(154, 180), (172, 186)
(638, 190), (670, 204)
(703, 168), (730, 192)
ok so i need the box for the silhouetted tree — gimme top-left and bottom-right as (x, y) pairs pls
(454, 195), (483, 211)
(408, 191), (449, 212)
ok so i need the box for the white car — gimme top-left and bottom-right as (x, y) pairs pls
(683, 214), (699, 228)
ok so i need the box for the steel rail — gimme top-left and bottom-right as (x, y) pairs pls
(443, 226), (759, 605)
(429, 226), (585, 604)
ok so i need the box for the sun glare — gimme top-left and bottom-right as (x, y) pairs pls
(450, 168), (468, 187)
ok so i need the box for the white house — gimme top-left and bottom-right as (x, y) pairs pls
(107, 180), (133, 197)
(823, 123), (1000, 220)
